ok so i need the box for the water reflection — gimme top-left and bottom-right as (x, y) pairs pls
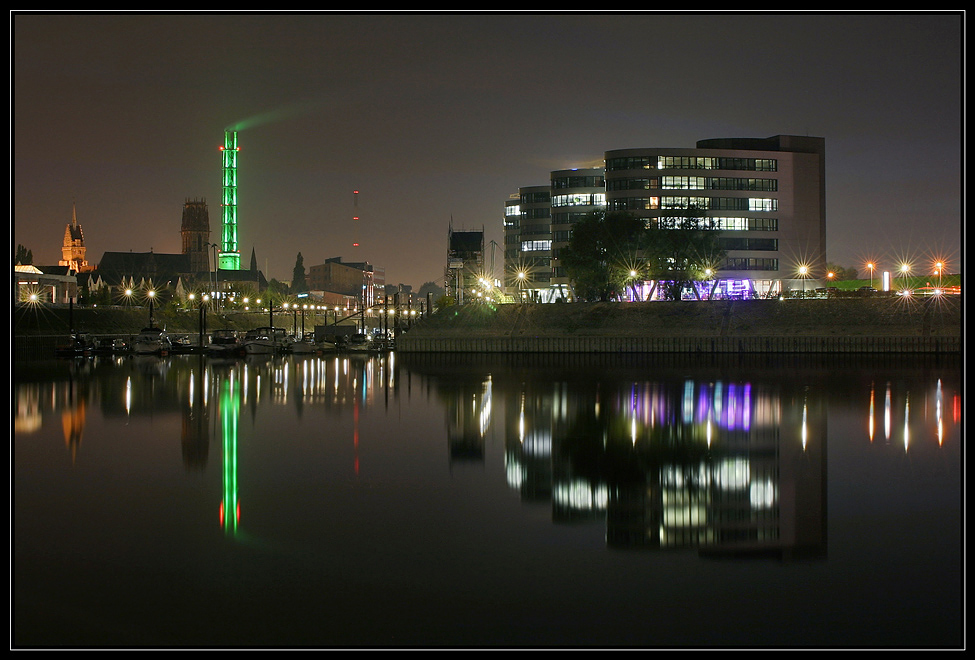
(417, 354), (962, 560)
(15, 353), (961, 561)
(476, 360), (827, 558)
(12, 352), (962, 647)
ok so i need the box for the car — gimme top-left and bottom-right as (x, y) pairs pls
(858, 286), (877, 293)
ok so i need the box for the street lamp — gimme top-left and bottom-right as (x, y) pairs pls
(516, 271), (527, 301)
(798, 265), (809, 298)
(206, 242), (220, 310)
(147, 289), (156, 326)
(899, 263), (911, 294)
(934, 261), (944, 289)
(866, 262), (875, 289)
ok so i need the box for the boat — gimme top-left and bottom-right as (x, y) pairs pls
(132, 326), (173, 355)
(54, 332), (96, 358)
(373, 332), (395, 352)
(242, 327), (288, 355)
(169, 334), (196, 354)
(207, 329), (244, 357)
(92, 336), (129, 356)
(111, 337), (131, 354)
(290, 337), (321, 354)
(345, 332), (379, 353)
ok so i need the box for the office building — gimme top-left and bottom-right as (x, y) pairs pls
(504, 135), (826, 301)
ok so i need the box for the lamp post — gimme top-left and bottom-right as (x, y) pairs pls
(935, 261), (944, 289)
(899, 263), (911, 294)
(206, 242), (220, 311)
(189, 293), (204, 349)
(703, 268), (715, 300)
(798, 266), (808, 298)
(147, 289), (156, 326)
(867, 262), (875, 289)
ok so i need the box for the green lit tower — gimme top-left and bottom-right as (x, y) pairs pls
(219, 129), (241, 270)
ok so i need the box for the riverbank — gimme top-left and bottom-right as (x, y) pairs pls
(11, 305), (364, 361)
(12, 305), (333, 337)
(397, 296), (962, 353)
(13, 295), (963, 356)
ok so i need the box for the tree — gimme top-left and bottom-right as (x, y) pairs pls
(560, 211), (646, 301)
(825, 263), (858, 281)
(642, 204), (724, 300)
(291, 252), (307, 293)
(265, 278), (288, 301)
(418, 281), (445, 299)
(15, 244), (33, 266)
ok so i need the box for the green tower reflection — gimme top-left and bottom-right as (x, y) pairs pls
(218, 374), (241, 535)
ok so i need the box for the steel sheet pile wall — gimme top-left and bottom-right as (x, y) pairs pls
(397, 334), (960, 354)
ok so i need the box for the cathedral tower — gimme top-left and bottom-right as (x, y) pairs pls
(180, 198), (211, 274)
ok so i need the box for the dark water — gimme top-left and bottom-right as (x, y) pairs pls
(12, 352), (963, 649)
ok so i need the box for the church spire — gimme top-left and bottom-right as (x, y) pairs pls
(60, 202), (88, 272)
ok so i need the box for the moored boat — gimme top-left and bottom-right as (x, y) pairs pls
(132, 326), (173, 355)
(345, 332), (379, 353)
(242, 327), (288, 355)
(290, 337), (321, 354)
(169, 334), (196, 354)
(54, 332), (96, 358)
(92, 336), (129, 356)
(207, 329), (244, 357)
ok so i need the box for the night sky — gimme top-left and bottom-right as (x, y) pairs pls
(12, 12), (963, 289)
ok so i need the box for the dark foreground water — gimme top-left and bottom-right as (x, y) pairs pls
(12, 352), (963, 649)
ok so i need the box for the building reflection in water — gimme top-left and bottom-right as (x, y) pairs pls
(218, 371), (240, 535)
(13, 354), (962, 561)
(490, 368), (826, 559)
(406, 356), (952, 562)
(443, 375), (493, 463)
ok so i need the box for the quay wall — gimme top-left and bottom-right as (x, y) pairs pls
(13, 297), (964, 358)
(397, 334), (960, 354)
(397, 298), (962, 354)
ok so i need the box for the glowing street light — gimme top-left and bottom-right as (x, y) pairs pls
(899, 263), (911, 293)
(798, 265), (809, 298)
(934, 261), (945, 288)
(146, 289), (157, 326)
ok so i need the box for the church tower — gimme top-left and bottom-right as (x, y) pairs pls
(180, 198), (211, 274)
(59, 203), (89, 272)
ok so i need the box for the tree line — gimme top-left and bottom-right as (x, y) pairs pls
(559, 207), (725, 301)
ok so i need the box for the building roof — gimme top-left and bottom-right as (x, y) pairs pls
(96, 251), (194, 285)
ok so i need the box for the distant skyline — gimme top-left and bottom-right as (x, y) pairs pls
(12, 11), (964, 287)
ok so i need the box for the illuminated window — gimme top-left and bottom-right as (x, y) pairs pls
(521, 240), (552, 252)
(748, 198), (777, 212)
